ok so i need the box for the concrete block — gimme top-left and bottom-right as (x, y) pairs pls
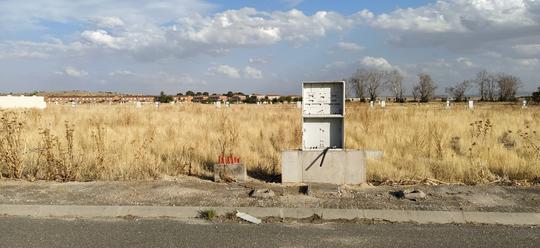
(281, 149), (369, 185)
(213, 164), (247, 183)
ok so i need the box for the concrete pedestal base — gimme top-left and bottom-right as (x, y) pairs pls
(214, 164), (247, 183)
(281, 150), (382, 185)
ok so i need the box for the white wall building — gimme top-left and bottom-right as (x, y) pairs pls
(0, 95), (47, 109)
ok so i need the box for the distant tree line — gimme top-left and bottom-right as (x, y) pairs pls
(349, 68), (436, 103)
(156, 90), (302, 104)
(348, 67), (523, 103)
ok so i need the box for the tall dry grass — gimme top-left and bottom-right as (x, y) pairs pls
(0, 102), (538, 184)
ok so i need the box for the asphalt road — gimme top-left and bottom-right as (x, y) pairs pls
(0, 217), (538, 248)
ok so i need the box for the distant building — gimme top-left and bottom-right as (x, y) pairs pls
(230, 94), (247, 102)
(173, 95), (193, 103)
(250, 94), (266, 101)
(209, 94), (228, 102)
(266, 94), (281, 101)
(45, 95), (155, 104)
(192, 95), (209, 102)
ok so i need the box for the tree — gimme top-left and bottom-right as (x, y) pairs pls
(185, 91), (195, 96)
(414, 73), (437, 102)
(349, 68), (385, 101)
(446, 80), (470, 102)
(532, 87), (540, 103)
(157, 91), (173, 103)
(475, 70), (489, 101)
(486, 73), (498, 101)
(244, 95), (258, 104)
(176, 92), (184, 96)
(202, 92), (209, 96)
(366, 69), (385, 101)
(497, 73), (520, 101)
(349, 69), (367, 101)
(386, 70), (405, 102)
(226, 91), (234, 97)
(412, 86), (420, 102)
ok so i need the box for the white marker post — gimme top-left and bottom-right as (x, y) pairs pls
(135, 101), (142, 109)
(71, 101), (76, 108)
(370, 101), (374, 108)
(523, 100), (528, 109)
(446, 100), (450, 109)
(381, 100), (386, 108)
(225, 102), (230, 108)
(468, 100), (474, 110)
(155, 102), (160, 108)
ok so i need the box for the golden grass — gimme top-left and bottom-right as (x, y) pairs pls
(0, 102), (538, 184)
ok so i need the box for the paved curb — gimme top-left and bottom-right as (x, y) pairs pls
(0, 204), (539, 226)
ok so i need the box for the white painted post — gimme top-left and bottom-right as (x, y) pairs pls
(225, 102), (230, 108)
(446, 100), (450, 109)
(71, 101), (76, 108)
(370, 101), (374, 108)
(381, 100), (386, 108)
(523, 100), (527, 109)
(155, 102), (160, 108)
(468, 100), (474, 110)
(135, 101), (142, 108)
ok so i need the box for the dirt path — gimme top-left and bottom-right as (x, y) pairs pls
(1, 176), (539, 212)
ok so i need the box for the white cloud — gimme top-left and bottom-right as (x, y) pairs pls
(92, 16), (125, 28)
(244, 66), (263, 79)
(370, 0), (536, 33)
(109, 70), (134, 76)
(29, 7), (355, 61)
(249, 57), (268, 64)
(157, 72), (207, 85)
(0, 0), (215, 31)
(513, 43), (540, 56)
(456, 57), (474, 67)
(336, 42), (364, 51)
(363, 0), (540, 55)
(172, 8), (352, 47)
(511, 58), (539, 66)
(209, 65), (241, 78)
(81, 30), (123, 49)
(56, 66), (88, 77)
(360, 56), (394, 70)
(324, 61), (346, 69)
(0, 40), (84, 59)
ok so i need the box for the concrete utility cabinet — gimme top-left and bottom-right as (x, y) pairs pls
(281, 81), (379, 185)
(302, 81), (345, 150)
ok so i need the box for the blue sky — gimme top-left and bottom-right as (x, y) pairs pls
(1, 0), (539, 95)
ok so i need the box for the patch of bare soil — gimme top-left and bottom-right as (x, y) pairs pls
(0, 176), (539, 213)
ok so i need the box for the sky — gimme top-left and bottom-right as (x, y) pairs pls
(1, 0), (540, 95)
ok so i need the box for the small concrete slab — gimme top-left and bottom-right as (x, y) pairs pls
(282, 149), (374, 184)
(213, 164), (247, 183)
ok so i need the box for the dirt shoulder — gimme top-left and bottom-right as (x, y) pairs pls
(0, 176), (539, 213)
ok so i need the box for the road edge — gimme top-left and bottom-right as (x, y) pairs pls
(1, 204), (539, 226)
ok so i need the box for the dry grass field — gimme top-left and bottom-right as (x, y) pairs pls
(0, 102), (539, 184)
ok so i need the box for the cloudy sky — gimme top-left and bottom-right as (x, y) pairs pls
(1, 0), (540, 95)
